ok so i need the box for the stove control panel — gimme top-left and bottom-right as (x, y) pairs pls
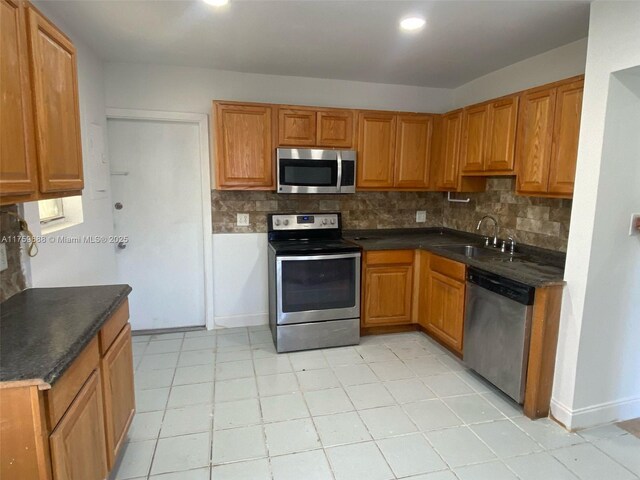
(271, 213), (339, 230)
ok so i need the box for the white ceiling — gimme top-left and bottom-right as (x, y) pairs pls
(43, 0), (590, 88)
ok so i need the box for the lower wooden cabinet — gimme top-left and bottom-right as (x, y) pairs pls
(0, 298), (134, 480)
(101, 323), (135, 468)
(361, 250), (414, 328)
(49, 370), (108, 480)
(362, 249), (466, 355)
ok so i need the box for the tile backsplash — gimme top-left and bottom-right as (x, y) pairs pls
(212, 177), (572, 251)
(0, 206), (27, 302)
(212, 191), (444, 233)
(442, 177), (572, 252)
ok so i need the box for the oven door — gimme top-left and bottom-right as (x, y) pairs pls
(277, 148), (339, 194)
(276, 252), (361, 325)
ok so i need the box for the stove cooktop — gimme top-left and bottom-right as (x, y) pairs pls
(268, 238), (360, 255)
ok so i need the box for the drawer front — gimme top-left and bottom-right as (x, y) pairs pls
(99, 299), (130, 355)
(430, 254), (466, 281)
(365, 250), (414, 266)
(46, 337), (100, 429)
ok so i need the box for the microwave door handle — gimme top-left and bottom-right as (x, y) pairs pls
(336, 150), (343, 192)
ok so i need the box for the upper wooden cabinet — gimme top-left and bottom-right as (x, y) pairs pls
(0, 0), (37, 198)
(278, 106), (355, 148)
(28, 5), (84, 193)
(362, 250), (415, 329)
(1, 1), (83, 205)
(357, 111), (433, 190)
(516, 77), (583, 197)
(214, 102), (275, 190)
(432, 110), (462, 190)
(278, 108), (316, 146)
(460, 95), (518, 175)
(394, 115), (433, 189)
(357, 111), (396, 189)
(317, 110), (354, 147)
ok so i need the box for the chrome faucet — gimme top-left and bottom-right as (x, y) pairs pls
(476, 215), (499, 247)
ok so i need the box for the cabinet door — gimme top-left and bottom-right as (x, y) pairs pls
(1, 0), (37, 198)
(49, 370), (108, 480)
(278, 108), (316, 146)
(27, 6), (84, 193)
(515, 88), (556, 194)
(460, 104), (489, 173)
(101, 324), (135, 468)
(548, 79), (583, 196)
(215, 103), (274, 189)
(317, 110), (354, 148)
(363, 266), (413, 326)
(394, 115), (433, 189)
(436, 110), (463, 189)
(427, 271), (465, 354)
(484, 96), (519, 172)
(356, 112), (396, 189)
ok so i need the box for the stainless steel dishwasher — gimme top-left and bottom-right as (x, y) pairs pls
(463, 267), (535, 403)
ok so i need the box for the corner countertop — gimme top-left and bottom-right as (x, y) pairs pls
(0, 284), (132, 387)
(344, 228), (565, 288)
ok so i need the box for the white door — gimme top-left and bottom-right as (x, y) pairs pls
(108, 118), (207, 330)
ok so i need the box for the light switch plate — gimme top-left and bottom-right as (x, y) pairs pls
(237, 213), (250, 227)
(416, 210), (427, 223)
(630, 213), (640, 236)
(0, 243), (8, 272)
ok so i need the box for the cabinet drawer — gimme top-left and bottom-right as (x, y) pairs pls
(99, 299), (130, 355)
(46, 337), (100, 429)
(365, 250), (414, 266)
(430, 255), (466, 281)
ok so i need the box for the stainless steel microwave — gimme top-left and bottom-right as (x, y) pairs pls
(276, 148), (356, 194)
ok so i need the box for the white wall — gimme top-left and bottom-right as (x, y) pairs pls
(23, 3), (118, 287)
(104, 63), (453, 114)
(551, 1), (640, 430)
(452, 38), (588, 108)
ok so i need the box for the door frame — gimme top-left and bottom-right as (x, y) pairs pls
(106, 108), (215, 330)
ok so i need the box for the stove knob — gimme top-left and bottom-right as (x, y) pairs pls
(321, 218), (328, 225)
(274, 219), (281, 226)
(330, 218), (336, 225)
(283, 219), (289, 226)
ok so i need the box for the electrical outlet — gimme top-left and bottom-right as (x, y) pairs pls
(237, 213), (250, 227)
(416, 210), (427, 223)
(0, 244), (8, 272)
(630, 213), (640, 236)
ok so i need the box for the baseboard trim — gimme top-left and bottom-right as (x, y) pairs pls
(214, 313), (269, 328)
(551, 395), (640, 431)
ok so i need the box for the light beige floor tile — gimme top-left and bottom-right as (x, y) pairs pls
(160, 403), (213, 437)
(345, 383), (395, 410)
(358, 405), (418, 439)
(264, 418), (321, 456)
(377, 433), (447, 477)
(385, 378), (436, 404)
(212, 425), (266, 464)
(326, 441), (394, 480)
(426, 426), (496, 468)
(167, 382), (213, 408)
(214, 377), (258, 403)
(304, 388), (355, 416)
(270, 449), (333, 480)
(151, 432), (211, 475)
(213, 398), (262, 430)
(212, 458), (271, 479)
(260, 392), (309, 423)
(314, 411), (371, 446)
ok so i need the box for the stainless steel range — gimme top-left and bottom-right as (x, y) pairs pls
(267, 213), (361, 353)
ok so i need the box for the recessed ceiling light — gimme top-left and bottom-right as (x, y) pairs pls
(400, 16), (426, 32)
(203, 0), (229, 6)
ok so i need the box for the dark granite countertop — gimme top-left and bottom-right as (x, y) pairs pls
(0, 284), (132, 387)
(344, 228), (565, 288)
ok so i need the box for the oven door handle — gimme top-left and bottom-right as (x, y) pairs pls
(336, 150), (343, 193)
(276, 252), (361, 262)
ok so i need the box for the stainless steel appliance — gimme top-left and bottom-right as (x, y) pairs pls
(268, 213), (361, 352)
(276, 148), (356, 194)
(463, 267), (536, 403)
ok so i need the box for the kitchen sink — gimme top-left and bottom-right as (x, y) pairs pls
(440, 244), (520, 260)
